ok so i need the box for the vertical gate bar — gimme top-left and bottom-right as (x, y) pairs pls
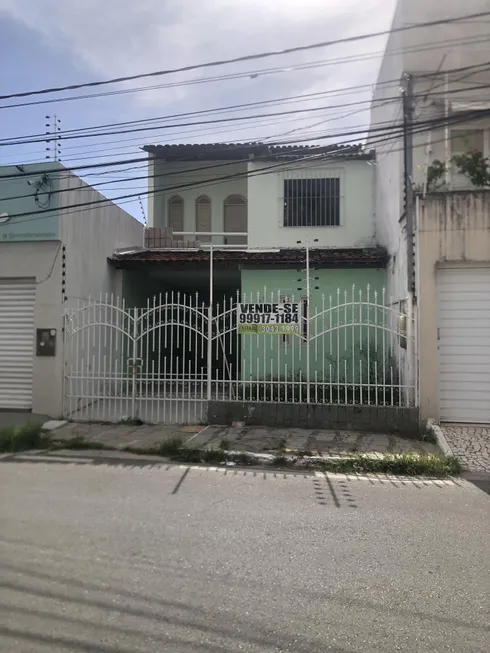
(194, 293), (199, 418)
(160, 294), (165, 424)
(131, 308), (138, 420)
(321, 294), (325, 403)
(336, 289), (340, 403)
(169, 292), (175, 424)
(305, 244), (311, 404)
(145, 295), (150, 423)
(374, 290), (379, 406)
(398, 304), (403, 407)
(207, 244), (214, 403)
(367, 286), (370, 404)
(382, 288), (387, 404)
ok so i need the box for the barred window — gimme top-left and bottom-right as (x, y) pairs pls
(283, 178), (340, 227)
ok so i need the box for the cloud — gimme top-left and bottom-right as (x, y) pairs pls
(1, 0), (396, 146)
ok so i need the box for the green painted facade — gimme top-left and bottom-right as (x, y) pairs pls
(240, 267), (387, 384)
(0, 163), (62, 242)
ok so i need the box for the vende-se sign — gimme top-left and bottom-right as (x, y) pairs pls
(237, 302), (301, 334)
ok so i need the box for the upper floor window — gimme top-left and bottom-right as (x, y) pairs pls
(168, 195), (184, 232)
(283, 178), (340, 227)
(450, 129), (484, 155)
(224, 195), (247, 245)
(195, 195), (211, 242)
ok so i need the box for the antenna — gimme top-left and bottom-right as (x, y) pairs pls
(45, 115), (62, 161)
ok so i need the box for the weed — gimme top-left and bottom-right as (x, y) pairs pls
(218, 438), (230, 451)
(52, 437), (108, 451)
(276, 437), (287, 452)
(315, 453), (460, 477)
(0, 423), (49, 453)
(157, 437), (184, 457)
(270, 455), (291, 467)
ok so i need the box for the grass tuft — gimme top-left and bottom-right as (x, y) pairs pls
(315, 453), (460, 477)
(0, 423), (49, 453)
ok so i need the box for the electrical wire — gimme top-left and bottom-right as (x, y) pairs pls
(2, 11), (489, 102)
(1, 33), (488, 112)
(3, 106), (489, 221)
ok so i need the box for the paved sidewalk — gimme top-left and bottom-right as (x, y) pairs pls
(49, 422), (439, 457)
(440, 424), (490, 473)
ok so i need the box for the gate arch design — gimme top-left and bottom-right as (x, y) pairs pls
(64, 286), (416, 424)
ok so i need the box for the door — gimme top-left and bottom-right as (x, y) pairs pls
(438, 267), (490, 423)
(0, 281), (35, 409)
(224, 195), (247, 245)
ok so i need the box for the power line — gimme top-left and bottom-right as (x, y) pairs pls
(5, 79), (490, 150)
(3, 106), (489, 220)
(1, 34), (488, 112)
(1, 11), (489, 102)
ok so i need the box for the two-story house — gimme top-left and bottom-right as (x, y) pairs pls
(370, 0), (490, 424)
(104, 142), (417, 430)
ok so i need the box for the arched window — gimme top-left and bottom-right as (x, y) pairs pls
(195, 195), (211, 242)
(224, 195), (247, 245)
(168, 195), (184, 233)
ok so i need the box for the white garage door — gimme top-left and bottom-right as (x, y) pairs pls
(0, 281), (36, 409)
(438, 267), (490, 423)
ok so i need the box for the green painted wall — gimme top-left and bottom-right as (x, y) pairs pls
(240, 267), (387, 385)
(0, 163), (62, 242)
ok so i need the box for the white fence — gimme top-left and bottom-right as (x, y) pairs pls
(63, 287), (416, 424)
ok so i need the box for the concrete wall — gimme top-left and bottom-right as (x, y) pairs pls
(247, 160), (375, 249)
(416, 192), (490, 421)
(59, 173), (144, 306)
(0, 241), (64, 416)
(149, 158), (247, 240)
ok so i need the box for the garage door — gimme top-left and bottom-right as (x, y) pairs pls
(0, 281), (36, 409)
(438, 267), (490, 423)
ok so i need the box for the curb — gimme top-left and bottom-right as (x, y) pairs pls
(427, 419), (453, 457)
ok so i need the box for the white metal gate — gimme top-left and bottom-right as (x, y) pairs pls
(64, 287), (416, 424)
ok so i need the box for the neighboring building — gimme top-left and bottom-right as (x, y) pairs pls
(0, 162), (143, 417)
(370, 0), (490, 301)
(370, 0), (490, 424)
(416, 191), (490, 424)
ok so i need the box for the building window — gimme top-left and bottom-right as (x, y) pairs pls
(168, 195), (184, 232)
(283, 178), (340, 227)
(450, 129), (484, 155)
(195, 195), (211, 242)
(224, 195), (247, 245)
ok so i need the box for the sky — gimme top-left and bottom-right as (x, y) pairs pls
(0, 0), (397, 219)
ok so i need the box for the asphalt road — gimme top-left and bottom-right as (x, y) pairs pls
(0, 454), (489, 653)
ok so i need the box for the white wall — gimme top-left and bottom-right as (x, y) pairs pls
(247, 159), (375, 249)
(0, 241), (64, 417)
(149, 158), (248, 238)
(59, 172), (144, 305)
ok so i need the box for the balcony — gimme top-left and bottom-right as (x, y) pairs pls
(144, 227), (248, 250)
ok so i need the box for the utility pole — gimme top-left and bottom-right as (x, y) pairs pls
(402, 74), (415, 293)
